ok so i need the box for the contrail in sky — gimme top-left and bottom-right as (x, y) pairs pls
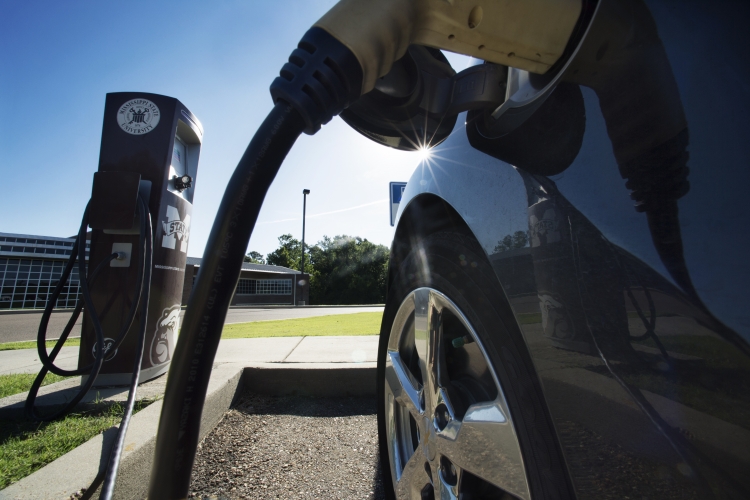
(258, 199), (388, 224)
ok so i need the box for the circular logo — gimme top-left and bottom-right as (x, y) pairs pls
(92, 338), (118, 361)
(117, 98), (160, 135)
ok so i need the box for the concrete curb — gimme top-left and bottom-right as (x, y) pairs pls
(0, 363), (376, 499)
(243, 363), (376, 397)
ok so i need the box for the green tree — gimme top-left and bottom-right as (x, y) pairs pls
(308, 235), (389, 305)
(265, 234), (310, 271)
(244, 251), (265, 264)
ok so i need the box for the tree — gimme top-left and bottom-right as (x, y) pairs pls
(493, 230), (529, 253)
(308, 235), (389, 305)
(265, 234), (309, 271)
(243, 251), (265, 264)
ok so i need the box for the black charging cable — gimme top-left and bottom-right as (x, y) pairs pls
(99, 195), (153, 500)
(149, 101), (306, 498)
(149, 28), (364, 498)
(24, 195), (152, 500)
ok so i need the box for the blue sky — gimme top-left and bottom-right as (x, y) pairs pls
(0, 0), (468, 258)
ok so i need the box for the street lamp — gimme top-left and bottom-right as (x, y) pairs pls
(301, 189), (310, 275)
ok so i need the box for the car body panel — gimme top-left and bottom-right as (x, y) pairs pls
(392, 0), (750, 497)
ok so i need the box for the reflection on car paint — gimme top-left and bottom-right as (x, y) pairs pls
(396, 0), (750, 497)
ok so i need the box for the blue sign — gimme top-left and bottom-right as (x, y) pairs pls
(390, 182), (407, 226)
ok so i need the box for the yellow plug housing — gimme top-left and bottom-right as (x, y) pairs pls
(315, 0), (582, 94)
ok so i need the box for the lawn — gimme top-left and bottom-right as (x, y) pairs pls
(0, 373), (69, 399)
(220, 312), (383, 339)
(0, 399), (155, 489)
(0, 338), (81, 351)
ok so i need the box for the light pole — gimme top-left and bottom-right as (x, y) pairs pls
(301, 189), (310, 276)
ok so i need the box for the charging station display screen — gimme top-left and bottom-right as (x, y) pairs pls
(168, 135), (192, 201)
(170, 136), (187, 178)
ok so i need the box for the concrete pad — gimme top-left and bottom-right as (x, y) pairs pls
(0, 345), (79, 375)
(1, 362), (245, 500)
(213, 336), (304, 363)
(0, 336), (303, 377)
(282, 335), (379, 363)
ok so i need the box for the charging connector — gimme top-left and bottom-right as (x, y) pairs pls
(315, 0), (582, 94)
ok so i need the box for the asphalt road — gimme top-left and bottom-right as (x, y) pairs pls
(0, 306), (383, 344)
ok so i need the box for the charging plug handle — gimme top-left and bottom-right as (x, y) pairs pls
(270, 27), (363, 134)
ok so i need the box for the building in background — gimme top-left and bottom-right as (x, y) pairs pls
(183, 257), (309, 307)
(0, 232), (89, 309)
(0, 232), (309, 310)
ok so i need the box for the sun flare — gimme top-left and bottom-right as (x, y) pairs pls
(417, 146), (432, 161)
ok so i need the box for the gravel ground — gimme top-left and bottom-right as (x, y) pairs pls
(189, 394), (385, 499)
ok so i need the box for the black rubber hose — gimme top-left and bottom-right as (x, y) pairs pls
(100, 195), (153, 500)
(148, 101), (306, 499)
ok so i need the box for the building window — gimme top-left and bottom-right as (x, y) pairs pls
(0, 258), (82, 310)
(236, 278), (291, 295)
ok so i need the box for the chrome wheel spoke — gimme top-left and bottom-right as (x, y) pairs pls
(386, 351), (423, 417)
(395, 452), (431, 500)
(438, 402), (529, 499)
(414, 288), (437, 400)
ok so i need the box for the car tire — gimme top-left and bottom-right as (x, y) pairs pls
(377, 230), (574, 499)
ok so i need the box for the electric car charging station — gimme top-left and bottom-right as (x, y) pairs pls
(4, 0), (750, 498)
(21, 92), (203, 498)
(78, 92), (202, 387)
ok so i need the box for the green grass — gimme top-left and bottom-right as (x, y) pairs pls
(0, 399), (155, 489)
(221, 312), (383, 339)
(0, 373), (69, 399)
(0, 337), (80, 351)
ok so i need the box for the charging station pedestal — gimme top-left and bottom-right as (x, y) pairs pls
(78, 92), (202, 386)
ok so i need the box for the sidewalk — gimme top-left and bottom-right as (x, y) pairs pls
(0, 336), (380, 420)
(0, 336), (379, 377)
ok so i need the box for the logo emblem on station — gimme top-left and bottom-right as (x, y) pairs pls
(117, 98), (160, 135)
(150, 305), (181, 366)
(92, 337), (118, 362)
(162, 205), (190, 252)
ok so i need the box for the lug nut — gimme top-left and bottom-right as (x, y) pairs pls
(434, 404), (451, 431)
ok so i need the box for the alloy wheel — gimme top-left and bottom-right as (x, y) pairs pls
(384, 287), (530, 500)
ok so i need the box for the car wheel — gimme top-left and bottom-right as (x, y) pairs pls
(377, 231), (573, 499)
